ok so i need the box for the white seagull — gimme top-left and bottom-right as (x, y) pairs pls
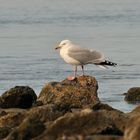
(55, 40), (117, 80)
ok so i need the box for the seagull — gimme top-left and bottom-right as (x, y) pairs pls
(55, 40), (117, 80)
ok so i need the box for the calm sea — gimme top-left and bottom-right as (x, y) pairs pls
(0, 0), (140, 112)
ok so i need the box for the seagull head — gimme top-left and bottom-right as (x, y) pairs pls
(55, 40), (71, 50)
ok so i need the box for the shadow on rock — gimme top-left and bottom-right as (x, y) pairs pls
(0, 86), (37, 109)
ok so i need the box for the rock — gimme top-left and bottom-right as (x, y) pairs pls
(36, 108), (127, 139)
(0, 109), (7, 117)
(124, 104), (140, 140)
(86, 102), (127, 132)
(0, 77), (133, 140)
(5, 104), (65, 140)
(59, 135), (123, 140)
(92, 102), (122, 112)
(0, 103), (127, 140)
(127, 104), (140, 118)
(81, 135), (123, 140)
(0, 126), (12, 139)
(0, 109), (26, 139)
(0, 86), (37, 109)
(6, 115), (45, 140)
(33, 100), (44, 107)
(0, 109), (26, 128)
(26, 104), (66, 122)
(34, 135), (123, 140)
(124, 87), (140, 103)
(124, 115), (140, 140)
(38, 76), (99, 111)
(71, 102), (121, 115)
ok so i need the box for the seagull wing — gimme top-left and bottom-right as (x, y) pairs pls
(68, 46), (105, 64)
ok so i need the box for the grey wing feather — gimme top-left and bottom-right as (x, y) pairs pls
(68, 47), (105, 64)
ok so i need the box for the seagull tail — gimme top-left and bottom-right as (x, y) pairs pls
(99, 60), (117, 67)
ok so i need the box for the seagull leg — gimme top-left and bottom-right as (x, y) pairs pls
(67, 66), (77, 81)
(74, 65), (77, 77)
(81, 65), (84, 76)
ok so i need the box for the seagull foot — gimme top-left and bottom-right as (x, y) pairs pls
(67, 76), (76, 81)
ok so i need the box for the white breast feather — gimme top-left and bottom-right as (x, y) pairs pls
(60, 48), (81, 65)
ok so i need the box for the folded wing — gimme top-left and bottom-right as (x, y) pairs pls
(68, 47), (105, 64)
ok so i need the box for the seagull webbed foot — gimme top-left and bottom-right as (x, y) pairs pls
(67, 76), (76, 81)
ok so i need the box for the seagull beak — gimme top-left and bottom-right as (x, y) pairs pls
(55, 46), (61, 50)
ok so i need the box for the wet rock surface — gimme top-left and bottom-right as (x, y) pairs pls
(0, 86), (37, 109)
(0, 76), (139, 140)
(124, 87), (140, 103)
